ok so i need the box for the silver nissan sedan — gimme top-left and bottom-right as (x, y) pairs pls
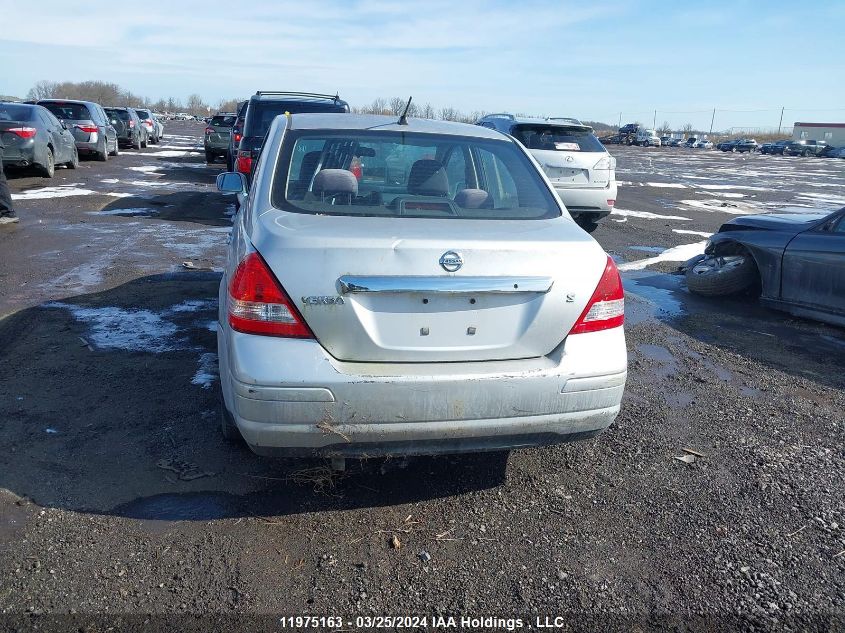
(216, 113), (627, 458)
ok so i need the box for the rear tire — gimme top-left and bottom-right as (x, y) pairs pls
(66, 146), (79, 169)
(39, 147), (55, 178)
(220, 403), (242, 443)
(96, 140), (108, 162)
(686, 253), (758, 296)
(133, 134), (142, 150)
(109, 138), (118, 156)
(576, 218), (600, 233)
(141, 134), (148, 148)
(206, 151), (215, 163)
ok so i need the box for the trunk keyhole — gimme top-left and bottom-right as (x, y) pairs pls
(422, 298), (429, 304)
(469, 298), (476, 305)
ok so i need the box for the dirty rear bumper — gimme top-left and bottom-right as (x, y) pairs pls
(218, 309), (627, 457)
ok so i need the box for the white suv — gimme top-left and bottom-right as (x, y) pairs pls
(477, 114), (617, 232)
(215, 113), (627, 458)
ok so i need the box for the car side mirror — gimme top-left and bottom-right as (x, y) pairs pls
(61, 121), (68, 130)
(217, 172), (248, 194)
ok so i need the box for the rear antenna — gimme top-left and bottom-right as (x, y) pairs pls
(398, 96), (413, 125)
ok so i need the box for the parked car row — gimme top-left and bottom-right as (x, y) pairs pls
(0, 99), (165, 178)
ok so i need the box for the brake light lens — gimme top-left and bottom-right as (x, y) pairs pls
(75, 125), (99, 134)
(6, 127), (37, 139)
(129, 120), (135, 128)
(236, 150), (253, 174)
(228, 252), (312, 338)
(568, 256), (624, 335)
(233, 131), (242, 143)
(205, 127), (214, 135)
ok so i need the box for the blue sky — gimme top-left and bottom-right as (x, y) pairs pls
(1, 0), (843, 131)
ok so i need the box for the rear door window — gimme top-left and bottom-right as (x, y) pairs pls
(275, 131), (559, 221)
(511, 124), (605, 152)
(245, 101), (347, 138)
(41, 102), (92, 120)
(0, 104), (35, 121)
(210, 115), (236, 126)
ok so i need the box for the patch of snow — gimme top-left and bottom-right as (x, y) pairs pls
(697, 191), (745, 199)
(673, 229), (713, 238)
(191, 353), (218, 389)
(12, 185), (97, 201)
(90, 207), (159, 216)
(170, 299), (217, 313)
(679, 199), (759, 215)
(44, 303), (184, 352)
(612, 208), (692, 221)
(697, 184), (768, 191)
(100, 178), (120, 184)
(646, 182), (687, 188)
(618, 241), (707, 271)
(126, 166), (163, 174)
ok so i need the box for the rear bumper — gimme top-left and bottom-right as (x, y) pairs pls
(218, 308), (627, 456)
(74, 139), (100, 153)
(1, 144), (36, 166)
(556, 181), (617, 219)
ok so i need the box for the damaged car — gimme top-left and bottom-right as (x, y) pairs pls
(215, 113), (627, 459)
(685, 207), (845, 327)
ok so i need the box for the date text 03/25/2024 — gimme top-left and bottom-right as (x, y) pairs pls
(278, 615), (574, 629)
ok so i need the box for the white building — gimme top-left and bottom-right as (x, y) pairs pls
(793, 122), (845, 146)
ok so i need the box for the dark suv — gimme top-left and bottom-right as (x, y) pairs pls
(233, 91), (349, 179)
(226, 100), (248, 171)
(104, 107), (145, 150)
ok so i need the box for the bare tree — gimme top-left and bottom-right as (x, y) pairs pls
(421, 103), (435, 120)
(26, 80), (59, 100)
(658, 120), (672, 135)
(682, 123), (694, 134)
(439, 106), (460, 121)
(388, 96), (407, 115)
(186, 93), (207, 116)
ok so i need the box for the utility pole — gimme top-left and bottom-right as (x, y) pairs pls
(618, 112), (622, 128)
(778, 106), (785, 135)
(653, 110), (657, 129)
(709, 108), (716, 135)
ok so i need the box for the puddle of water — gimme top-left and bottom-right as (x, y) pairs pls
(666, 392), (694, 409)
(114, 492), (241, 521)
(637, 344), (675, 363)
(623, 273), (687, 325)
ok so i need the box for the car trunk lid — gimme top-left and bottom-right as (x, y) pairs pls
(252, 213), (608, 362)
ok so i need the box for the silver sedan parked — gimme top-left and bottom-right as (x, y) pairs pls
(216, 114), (627, 458)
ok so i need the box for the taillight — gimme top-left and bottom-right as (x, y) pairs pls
(236, 151), (253, 174)
(76, 124), (99, 134)
(233, 132), (242, 143)
(6, 127), (37, 139)
(129, 120), (135, 128)
(228, 252), (312, 338)
(607, 199), (615, 206)
(568, 256), (624, 335)
(205, 127), (214, 135)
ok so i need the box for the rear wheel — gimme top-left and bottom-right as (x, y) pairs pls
(220, 403), (242, 443)
(206, 151), (215, 163)
(133, 134), (142, 150)
(66, 146), (79, 169)
(141, 134), (148, 148)
(109, 138), (118, 156)
(686, 253), (758, 296)
(39, 147), (55, 177)
(576, 218), (600, 233)
(96, 139), (108, 162)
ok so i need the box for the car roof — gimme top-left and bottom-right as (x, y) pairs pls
(287, 113), (507, 139)
(481, 113), (586, 127)
(37, 99), (97, 106)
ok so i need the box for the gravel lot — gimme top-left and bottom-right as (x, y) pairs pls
(0, 125), (843, 632)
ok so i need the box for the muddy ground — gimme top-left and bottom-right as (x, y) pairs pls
(0, 124), (843, 632)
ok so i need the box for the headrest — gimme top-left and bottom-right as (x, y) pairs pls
(454, 188), (490, 209)
(312, 169), (358, 197)
(408, 159), (448, 197)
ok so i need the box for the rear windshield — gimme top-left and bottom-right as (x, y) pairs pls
(245, 101), (347, 138)
(511, 124), (605, 153)
(210, 115), (236, 127)
(135, 110), (151, 119)
(0, 104), (35, 122)
(40, 102), (92, 120)
(105, 109), (130, 121)
(272, 130), (560, 221)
